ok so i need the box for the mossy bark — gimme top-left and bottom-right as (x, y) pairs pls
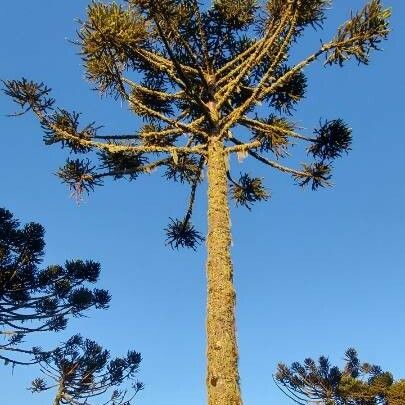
(53, 379), (65, 405)
(206, 137), (242, 405)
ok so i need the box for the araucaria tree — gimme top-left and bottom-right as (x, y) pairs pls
(31, 334), (143, 405)
(275, 348), (405, 404)
(1, 208), (143, 403)
(3, 0), (390, 403)
(0, 208), (110, 366)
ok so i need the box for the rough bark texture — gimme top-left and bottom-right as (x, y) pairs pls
(206, 138), (242, 405)
(53, 380), (64, 405)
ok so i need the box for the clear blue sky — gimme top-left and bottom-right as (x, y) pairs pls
(1, 1), (404, 404)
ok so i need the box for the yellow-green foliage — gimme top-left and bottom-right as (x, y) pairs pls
(213, 0), (258, 29)
(339, 372), (393, 401)
(387, 380), (405, 405)
(80, 2), (148, 90)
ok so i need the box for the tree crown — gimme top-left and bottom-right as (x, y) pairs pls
(3, 0), (391, 249)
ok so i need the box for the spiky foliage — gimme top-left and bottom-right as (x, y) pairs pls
(58, 159), (102, 197)
(3, 78), (54, 115)
(42, 110), (96, 153)
(165, 217), (204, 250)
(165, 154), (205, 249)
(0, 208), (110, 366)
(267, 0), (332, 29)
(249, 115), (292, 157)
(31, 334), (143, 405)
(230, 173), (269, 209)
(309, 119), (352, 161)
(275, 348), (405, 405)
(3, 0), (390, 249)
(213, 0), (258, 30)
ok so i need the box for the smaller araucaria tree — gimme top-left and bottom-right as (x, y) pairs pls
(31, 334), (143, 405)
(275, 348), (405, 405)
(0, 208), (111, 366)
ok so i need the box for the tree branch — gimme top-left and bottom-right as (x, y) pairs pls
(239, 117), (314, 142)
(183, 156), (205, 225)
(228, 136), (308, 178)
(192, 0), (212, 73)
(95, 158), (171, 179)
(215, 38), (262, 79)
(38, 113), (207, 156)
(128, 95), (208, 139)
(219, 10), (299, 137)
(215, 8), (293, 111)
(257, 34), (377, 103)
(135, 47), (199, 76)
(149, 6), (213, 122)
(155, 1), (210, 87)
(122, 77), (185, 100)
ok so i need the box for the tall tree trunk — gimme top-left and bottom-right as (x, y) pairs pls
(206, 137), (242, 405)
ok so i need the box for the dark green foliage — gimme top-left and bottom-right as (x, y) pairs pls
(294, 0), (331, 28)
(165, 217), (204, 250)
(250, 115), (293, 157)
(58, 159), (102, 195)
(270, 67), (307, 114)
(296, 162), (332, 190)
(2, 78), (54, 115)
(99, 149), (148, 180)
(276, 348), (405, 405)
(131, 87), (175, 120)
(309, 119), (352, 160)
(0, 209), (143, 402)
(230, 173), (269, 210)
(0, 208), (110, 365)
(32, 334), (143, 405)
(163, 154), (201, 184)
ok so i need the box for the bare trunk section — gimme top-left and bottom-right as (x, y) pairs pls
(54, 379), (65, 405)
(206, 138), (242, 405)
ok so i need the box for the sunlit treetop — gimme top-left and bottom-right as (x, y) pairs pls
(3, 0), (391, 249)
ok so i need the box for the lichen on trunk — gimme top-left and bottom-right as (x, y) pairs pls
(54, 379), (65, 405)
(206, 138), (242, 405)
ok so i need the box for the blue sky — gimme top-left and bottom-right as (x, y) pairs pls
(1, 1), (404, 404)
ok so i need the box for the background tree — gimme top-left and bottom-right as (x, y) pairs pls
(3, 1), (390, 404)
(0, 207), (110, 366)
(31, 334), (143, 405)
(275, 348), (405, 405)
